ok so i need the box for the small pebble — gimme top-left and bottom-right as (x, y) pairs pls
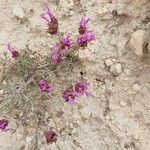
(70, 10), (74, 16)
(120, 101), (127, 107)
(115, 63), (122, 74)
(110, 63), (122, 75)
(26, 137), (32, 143)
(133, 84), (141, 91)
(13, 5), (25, 19)
(105, 58), (113, 67)
(129, 112), (135, 117)
(111, 116), (115, 120)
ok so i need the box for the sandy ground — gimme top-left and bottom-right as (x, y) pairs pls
(0, 0), (150, 150)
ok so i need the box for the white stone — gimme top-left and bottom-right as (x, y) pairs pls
(120, 101), (127, 106)
(129, 30), (148, 56)
(110, 63), (122, 75)
(111, 116), (115, 120)
(26, 137), (32, 143)
(70, 10), (74, 16)
(105, 58), (113, 67)
(13, 5), (25, 19)
(129, 112), (135, 117)
(115, 63), (122, 74)
(133, 84), (141, 91)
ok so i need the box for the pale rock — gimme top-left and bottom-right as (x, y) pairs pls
(13, 5), (25, 19)
(115, 63), (122, 74)
(111, 116), (115, 120)
(70, 10), (74, 16)
(129, 112), (135, 117)
(129, 30), (149, 56)
(110, 63), (122, 75)
(120, 101), (127, 106)
(26, 137), (32, 143)
(133, 84), (141, 91)
(2, 81), (6, 85)
(105, 58), (113, 67)
(112, 58), (117, 63)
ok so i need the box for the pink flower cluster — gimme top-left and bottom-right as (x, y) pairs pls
(63, 81), (91, 104)
(39, 80), (54, 93)
(77, 31), (96, 47)
(3, 5), (96, 144)
(41, 6), (96, 64)
(77, 17), (96, 47)
(52, 35), (74, 64)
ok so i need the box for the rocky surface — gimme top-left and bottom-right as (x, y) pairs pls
(0, 0), (150, 150)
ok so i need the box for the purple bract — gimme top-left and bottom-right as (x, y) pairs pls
(63, 86), (78, 104)
(52, 35), (74, 64)
(44, 130), (57, 143)
(6, 43), (19, 59)
(77, 31), (96, 47)
(75, 81), (91, 97)
(42, 6), (58, 34)
(39, 80), (54, 93)
(61, 35), (74, 50)
(79, 17), (90, 34)
(63, 81), (91, 104)
(0, 119), (9, 131)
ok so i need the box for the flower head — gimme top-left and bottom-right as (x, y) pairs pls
(39, 80), (54, 93)
(77, 31), (96, 47)
(61, 35), (74, 50)
(75, 81), (91, 97)
(79, 17), (90, 34)
(44, 130), (57, 144)
(63, 81), (91, 104)
(51, 35), (74, 64)
(63, 87), (78, 104)
(42, 6), (58, 34)
(5, 43), (19, 59)
(0, 119), (9, 131)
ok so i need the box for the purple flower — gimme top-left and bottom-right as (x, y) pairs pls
(39, 80), (54, 93)
(5, 43), (19, 59)
(77, 31), (96, 47)
(79, 17), (90, 34)
(0, 119), (9, 131)
(42, 6), (58, 34)
(63, 87), (78, 104)
(75, 81), (91, 97)
(51, 35), (74, 64)
(61, 35), (74, 50)
(63, 81), (91, 104)
(44, 130), (57, 144)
